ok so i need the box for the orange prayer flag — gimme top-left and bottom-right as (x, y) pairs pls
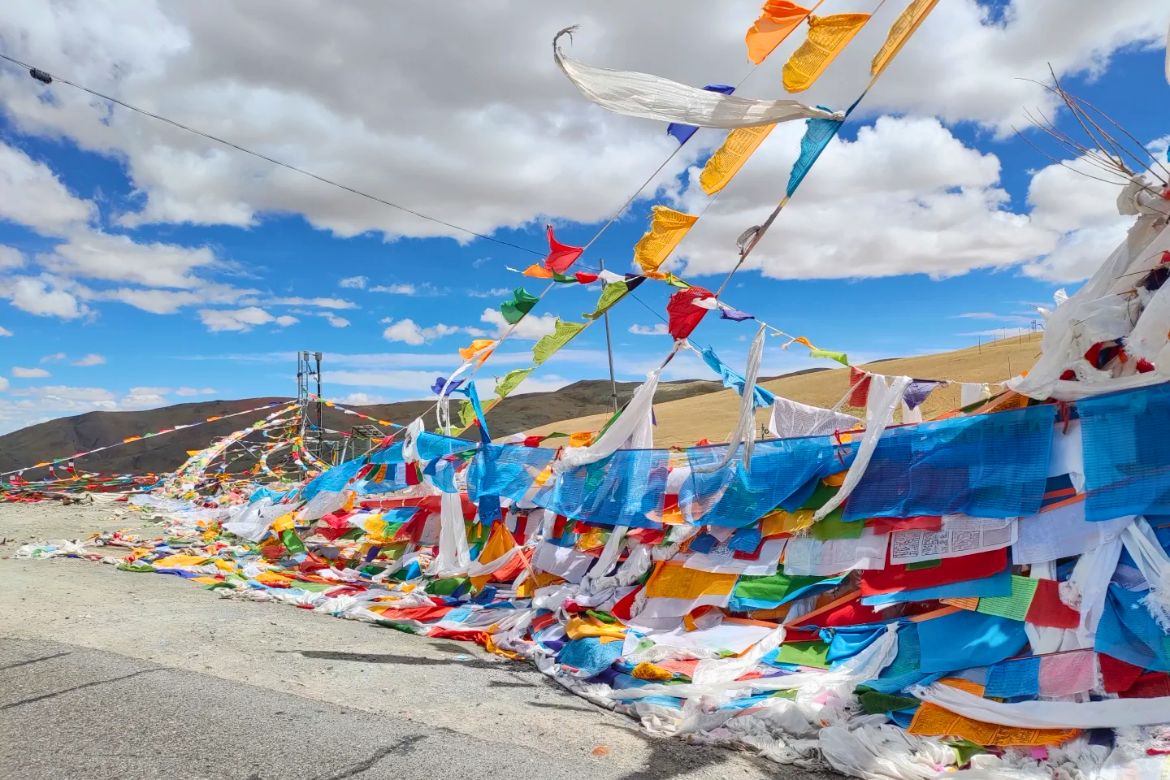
(783, 14), (871, 93)
(745, 0), (812, 64)
(633, 206), (699, 273)
(700, 124), (776, 195)
(568, 431), (594, 448)
(522, 263), (554, 279)
(871, 0), (938, 77)
(458, 339), (496, 362)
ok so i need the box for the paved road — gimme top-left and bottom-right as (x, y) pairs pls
(0, 503), (836, 780)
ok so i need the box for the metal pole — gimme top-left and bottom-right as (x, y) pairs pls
(314, 351), (324, 457)
(599, 258), (619, 414)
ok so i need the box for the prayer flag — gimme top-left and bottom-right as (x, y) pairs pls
(584, 280), (629, 320)
(666, 286), (715, 340)
(700, 124), (777, 195)
(532, 319), (587, 365)
(700, 345), (776, 408)
(809, 347), (848, 365)
(745, 0), (812, 64)
(903, 380), (942, 410)
(667, 85), (736, 144)
(787, 113), (844, 196)
(848, 367), (871, 407)
(458, 339), (496, 363)
(871, 0), (939, 77)
(544, 225), (584, 273)
(500, 287), (539, 325)
(783, 14), (871, 93)
(522, 263), (554, 279)
(633, 205), (699, 273)
(493, 367), (533, 399)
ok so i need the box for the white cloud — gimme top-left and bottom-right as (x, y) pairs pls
(12, 367), (50, 378)
(382, 318), (462, 345)
(0, 246), (24, 270)
(0, 275), (89, 319)
(480, 308), (558, 340)
(321, 313), (350, 328)
(327, 369), (447, 391)
(41, 353), (67, 364)
(72, 353), (106, 366)
(198, 306), (298, 332)
(628, 323), (668, 336)
(338, 275), (368, 289)
(369, 283), (416, 295)
(121, 386), (170, 408)
(0, 376), (7, 392)
(263, 295), (355, 309)
(0, 0), (1163, 252)
(36, 230), (221, 288)
(468, 287), (512, 299)
(0, 326), (12, 337)
(0, 142), (94, 235)
(174, 386), (217, 396)
(336, 391), (388, 405)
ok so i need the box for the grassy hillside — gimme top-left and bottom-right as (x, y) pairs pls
(521, 333), (1043, 448)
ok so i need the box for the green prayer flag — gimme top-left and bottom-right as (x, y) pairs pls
(584, 281), (629, 321)
(811, 511), (865, 541)
(774, 641), (831, 669)
(458, 399), (478, 429)
(500, 287), (539, 325)
(532, 319), (586, 365)
(494, 367), (533, 399)
(809, 348), (849, 365)
(975, 575), (1038, 621)
(733, 571), (833, 605)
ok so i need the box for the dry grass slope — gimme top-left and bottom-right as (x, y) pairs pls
(522, 333), (1044, 448)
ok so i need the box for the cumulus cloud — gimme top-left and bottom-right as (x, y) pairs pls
(40, 353), (67, 364)
(0, 0), (1163, 252)
(338, 275), (368, 289)
(12, 367), (50, 378)
(198, 306), (298, 332)
(336, 391), (388, 405)
(0, 246), (24, 270)
(72, 353), (106, 366)
(382, 318), (462, 345)
(174, 386), (217, 396)
(0, 275), (89, 319)
(0, 326), (12, 337)
(480, 308), (557, 340)
(629, 323), (668, 336)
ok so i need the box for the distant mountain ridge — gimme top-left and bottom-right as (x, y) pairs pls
(0, 378), (735, 477)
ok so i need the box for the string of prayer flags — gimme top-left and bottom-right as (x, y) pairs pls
(634, 206), (699, 273)
(942, 576), (1080, 629)
(543, 225), (584, 274)
(667, 286), (715, 340)
(871, 0), (939, 77)
(700, 124), (777, 195)
(783, 14), (871, 93)
(700, 345), (776, 408)
(745, 0), (813, 64)
(500, 287), (539, 325)
(787, 112), (844, 196)
(533, 319), (587, 365)
(667, 85), (735, 145)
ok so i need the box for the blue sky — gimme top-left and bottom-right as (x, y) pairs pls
(0, 1), (1166, 432)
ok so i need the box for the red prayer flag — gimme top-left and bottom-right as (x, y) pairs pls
(849, 366), (872, 407)
(1024, 578), (1080, 629)
(1100, 653), (1144, 693)
(544, 225), (583, 273)
(574, 272), (599, 284)
(666, 286), (714, 340)
(860, 547), (1008, 596)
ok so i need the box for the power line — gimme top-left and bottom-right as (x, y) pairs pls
(0, 51), (545, 257)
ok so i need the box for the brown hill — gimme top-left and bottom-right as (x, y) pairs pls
(0, 378), (723, 477)
(522, 333), (1044, 447)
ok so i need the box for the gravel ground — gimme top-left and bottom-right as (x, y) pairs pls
(0, 501), (835, 780)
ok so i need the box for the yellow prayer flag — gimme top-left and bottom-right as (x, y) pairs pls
(568, 430), (594, 448)
(633, 206), (699, 273)
(783, 14), (871, 93)
(700, 124), (776, 195)
(871, 0), (938, 77)
(745, 0), (812, 65)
